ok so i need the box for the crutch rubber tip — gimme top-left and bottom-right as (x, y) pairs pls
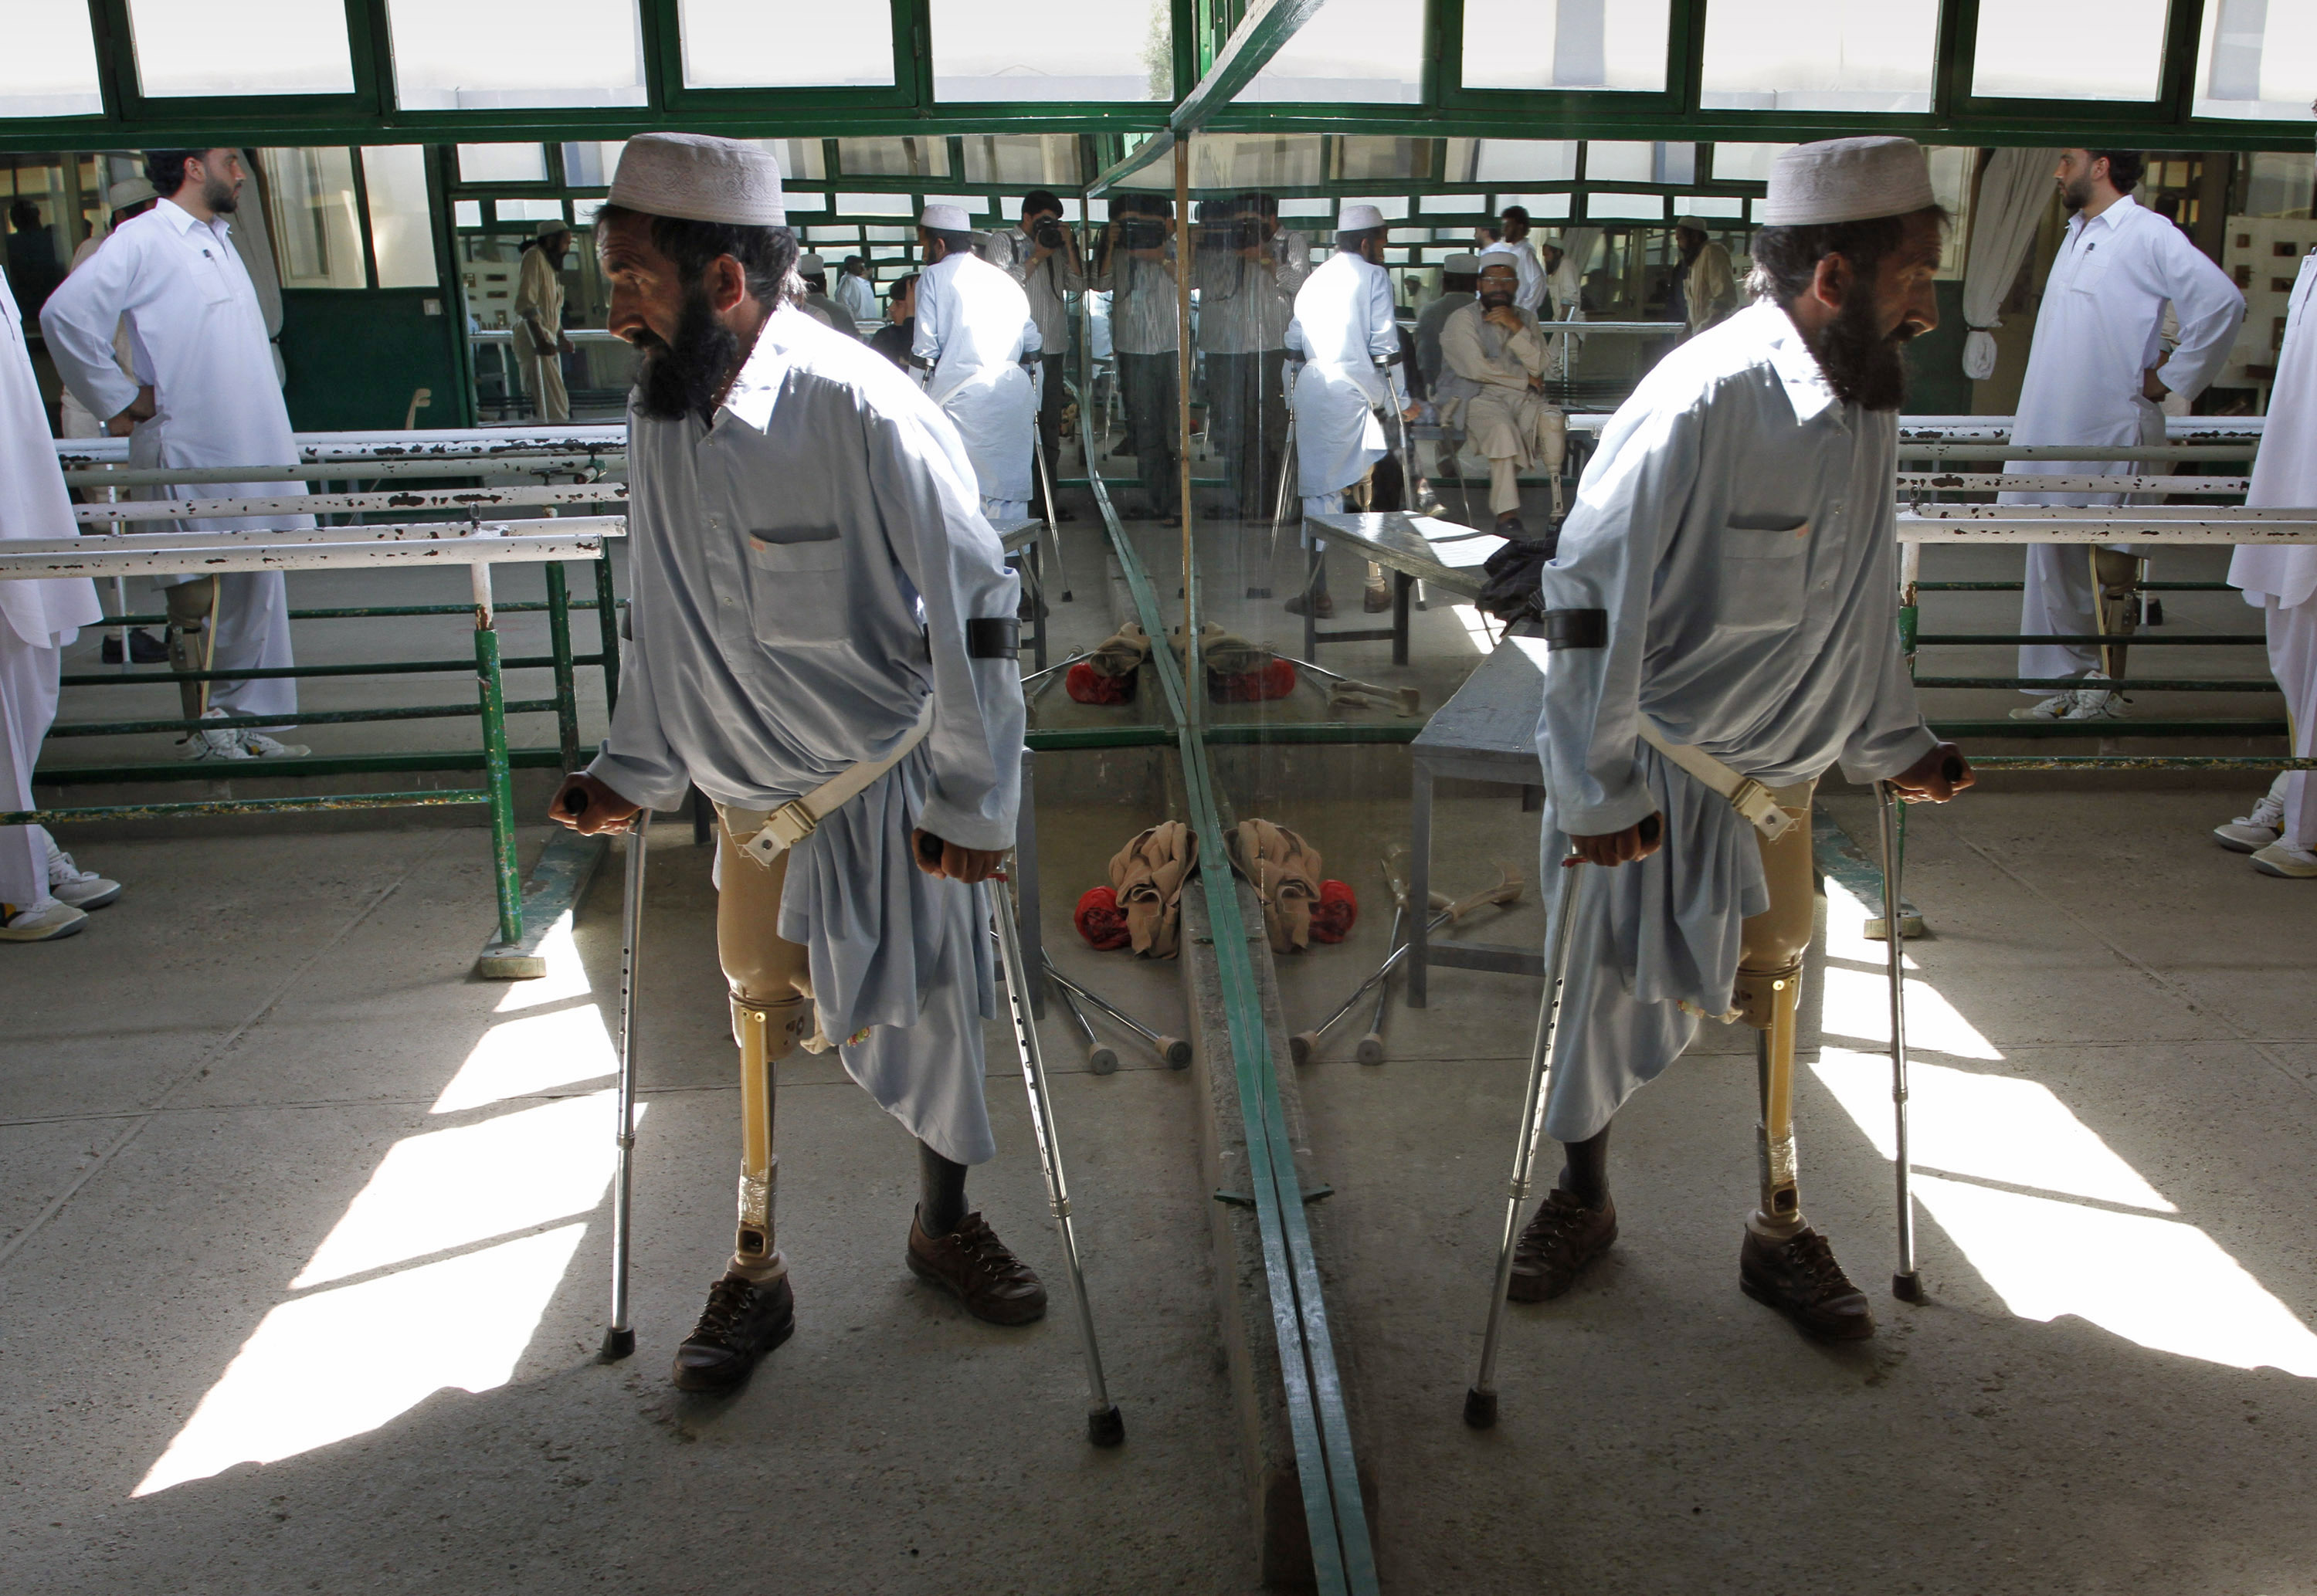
(1158, 1035), (1191, 1068)
(1892, 1272), (1925, 1303)
(1462, 1388), (1498, 1429)
(599, 1326), (636, 1361)
(1355, 1032), (1385, 1065)
(1087, 1405), (1126, 1448)
(1289, 1032), (1318, 1066)
(1089, 1045), (1120, 1076)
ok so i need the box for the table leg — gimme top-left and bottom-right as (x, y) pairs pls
(1304, 542), (1321, 660)
(1410, 758), (1433, 1009)
(1392, 571), (1413, 666)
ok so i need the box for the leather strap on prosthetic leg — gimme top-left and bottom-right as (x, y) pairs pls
(2091, 547), (2140, 683)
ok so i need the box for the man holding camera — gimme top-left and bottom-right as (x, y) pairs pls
(1098, 198), (1182, 525)
(989, 190), (1091, 524)
(1196, 194), (1310, 520)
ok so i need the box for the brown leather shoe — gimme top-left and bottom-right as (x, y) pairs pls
(1282, 590), (1335, 619)
(1740, 1225), (1876, 1341)
(1362, 579), (1393, 613)
(1507, 1189), (1616, 1303)
(671, 1271), (795, 1392)
(907, 1209), (1049, 1326)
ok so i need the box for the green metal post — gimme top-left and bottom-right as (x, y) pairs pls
(545, 561), (582, 770)
(473, 563), (524, 947)
(594, 550), (622, 717)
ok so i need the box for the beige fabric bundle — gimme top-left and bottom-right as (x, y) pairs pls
(1169, 621), (1273, 678)
(1109, 822), (1197, 958)
(1088, 622), (1152, 679)
(1230, 819), (1325, 953)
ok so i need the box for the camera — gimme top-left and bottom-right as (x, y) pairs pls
(1115, 217), (1167, 251)
(1032, 217), (1067, 250)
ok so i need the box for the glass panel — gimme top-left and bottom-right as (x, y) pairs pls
(1971, 0), (2168, 100)
(678, 0), (894, 86)
(1240, 0), (1424, 103)
(559, 142), (628, 188)
(453, 200), (483, 229)
(1461, 0), (1672, 92)
(1711, 143), (1795, 182)
(459, 145), (550, 185)
(2, 158), (72, 317)
(2240, 153), (2315, 219)
(1586, 191), (1670, 220)
(4, 6), (106, 117)
(129, 0), (355, 97)
(361, 146), (437, 290)
(388, 0), (648, 110)
(1700, 0), (1935, 113)
(929, 0), (1170, 101)
(259, 147), (367, 290)
(768, 140), (829, 182)
(571, 197), (606, 228)
(962, 134), (1084, 187)
(836, 137), (950, 178)
(497, 198), (568, 223)
(1583, 142), (1656, 182)
(782, 191), (826, 212)
(2195, 0), (2317, 120)
(838, 194), (918, 216)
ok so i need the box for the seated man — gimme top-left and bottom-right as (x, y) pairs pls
(1440, 256), (1566, 534)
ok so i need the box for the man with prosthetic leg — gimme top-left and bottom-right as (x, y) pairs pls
(1510, 139), (1973, 1341)
(551, 134), (1041, 1394)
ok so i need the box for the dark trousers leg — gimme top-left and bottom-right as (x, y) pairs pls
(1121, 351), (1180, 518)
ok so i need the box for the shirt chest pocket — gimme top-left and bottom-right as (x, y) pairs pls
(1715, 517), (1811, 631)
(744, 527), (850, 646)
(192, 246), (236, 307)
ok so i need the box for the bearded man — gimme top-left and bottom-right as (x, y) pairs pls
(1519, 137), (1974, 1341)
(550, 134), (1041, 1394)
(1439, 256), (1568, 533)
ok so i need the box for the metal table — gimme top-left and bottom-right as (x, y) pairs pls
(1298, 511), (1503, 664)
(1406, 635), (1550, 1005)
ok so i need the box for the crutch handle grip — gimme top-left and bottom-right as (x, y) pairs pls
(1355, 1031), (1386, 1066)
(1637, 813), (1662, 847)
(1940, 754), (1965, 784)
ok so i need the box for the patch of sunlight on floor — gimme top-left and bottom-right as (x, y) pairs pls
(1819, 964), (2003, 1060)
(433, 1002), (617, 1114)
(134, 1225), (588, 1497)
(1821, 876), (1920, 970)
(1450, 604), (1500, 654)
(492, 916), (591, 1012)
(1811, 1047), (2174, 1211)
(295, 1092), (638, 1288)
(1910, 1176), (2317, 1377)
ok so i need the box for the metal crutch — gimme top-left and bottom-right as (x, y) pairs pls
(602, 808), (650, 1360)
(1464, 838), (1600, 1430)
(1043, 956), (1189, 1067)
(1877, 781), (1925, 1304)
(983, 875), (1127, 1447)
(1032, 400), (1074, 602)
(1049, 968), (1120, 1076)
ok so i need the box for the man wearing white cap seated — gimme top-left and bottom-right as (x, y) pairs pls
(1440, 253), (1567, 533)
(793, 252), (859, 339)
(1519, 137), (1973, 1341)
(1284, 203), (1416, 618)
(1673, 215), (1738, 338)
(913, 204), (1042, 523)
(551, 134), (1042, 1394)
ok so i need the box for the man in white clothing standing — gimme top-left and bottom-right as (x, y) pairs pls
(914, 203), (1041, 522)
(833, 255), (879, 324)
(986, 191), (1092, 524)
(1284, 204), (1415, 618)
(1, 269), (121, 941)
(41, 148), (307, 761)
(1487, 205), (1549, 316)
(2003, 148), (2244, 721)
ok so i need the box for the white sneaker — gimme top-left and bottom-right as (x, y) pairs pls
(236, 728), (310, 758)
(42, 835), (121, 910)
(2214, 781), (2288, 853)
(182, 707), (252, 761)
(2009, 691), (2074, 721)
(1, 897), (88, 941)
(2066, 670), (2127, 720)
(2250, 842), (2317, 879)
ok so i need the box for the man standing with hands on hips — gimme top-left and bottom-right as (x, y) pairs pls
(551, 134), (1042, 1395)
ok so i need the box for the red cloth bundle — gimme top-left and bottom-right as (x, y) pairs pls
(1309, 879), (1358, 943)
(1209, 658), (1297, 703)
(1075, 886), (1131, 950)
(1067, 661), (1136, 705)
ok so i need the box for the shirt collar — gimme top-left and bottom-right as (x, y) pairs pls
(715, 305), (813, 434)
(156, 198), (222, 239)
(1751, 300), (1841, 425)
(2071, 191), (2139, 241)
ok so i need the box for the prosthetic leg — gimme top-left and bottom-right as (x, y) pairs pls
(2091, 547), (2140, 683)
(1539, 409), (1568, 523)
(164, 577), (219, 723)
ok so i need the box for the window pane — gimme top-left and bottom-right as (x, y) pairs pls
(1972, 0), (2167, 100)
(2240, 152), (2315, 219)
(259, 147), (366, 290)
(1443, 139), (1579, 183)
(836, 138), (948, 178)
(765, 140), (829, 182)
(1335, 137), (1439, 182)
(453, 200), (483, 229)
(1701, 0), (1935, 112)
(2196, 0), (2317, 120)
(389, 0), (647, 110)
(459, 145), (549, 185)
(678, 0), (894, 86)
(2, 5), (105, 117)
(361, 146), (436, 290)
(1586, 191), (1668, 220)
(559, 142), (626, 188)
(1461, 0), (1671, 93)
(497, 198), (568, 224)
(1186, 134), (1325, 189)
(1711, 142), (1795, 182)
(960, 135), (1084, 186)
(929, 0), (1170, 101)
(1241, 0), (1423, 103)
(1584, 141), (1657, 182)
(130, 0), (355, 97)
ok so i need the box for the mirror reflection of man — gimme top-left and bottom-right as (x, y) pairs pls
(41, 147), (307, 761)
(1196, 192), (1311, 520)
(1096, 197), (1182, 526)
(989, 190), (1094, 523)
(1440, 256), (1567, 534)
(2002, 148), (2244, 722)
(516, 219), (575, 422)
